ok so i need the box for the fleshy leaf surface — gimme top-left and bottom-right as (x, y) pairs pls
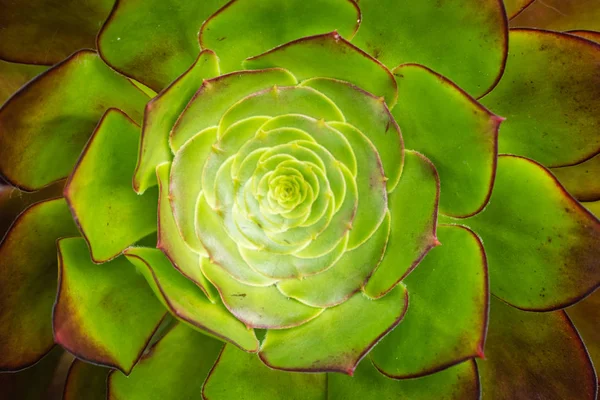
(63, 359), (109, 400)
(53, 237), (166, 374)
(465, 155), (600, 310)
(259, 285), (408, 374)
(199, 0), (360, 73)
(156, 163), (217, 301)
(371, 225), (488, 378)
(481, 29), (600, 167)
(301, 78), (403, 192)
(567, 289), (600, 381)
(98, 0), (227, 91)
(0, 50), (148, 191)
(124, 247), (259, 352)
(328, 359), (480, 400)
(64, 109), (158, 263)
(244, 32), (397, 106)
(201, 259), (324, 329)
(170, 68), (297, 151)
(0, 198), (78, 370)
(0, 0), (114, 64)
(203, 345), (326, 400)
(392, 64), (500, 217)
(478, 296), (597, 399)
(351, 0), (507, 97)
(551, 152), (600, 202)
(364, 151), (439, 298)
(109, 323), (223, 400)
(568, 30), (600, 43)
(133, 50), (220, 193)
(503, 0), (535, 19)
(510, 0), (600, 31)
(0, 60), (47, 105)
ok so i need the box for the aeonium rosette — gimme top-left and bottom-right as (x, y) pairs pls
(0, 0), (599, 399)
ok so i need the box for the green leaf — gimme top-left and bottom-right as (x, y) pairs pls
(277, 213), (389, 308)
(0, 60), (47, 106)
(364, 151), (439, 298)
(0, 347), (67, 399)
(170, 127), (218, 253)
(583, 200), (600, 218)
(259, 285), (408, 374)
(481, 30), (600, 167)
(464, 155), (600, 310)
(551, 152), (600, 202)
(328, 359), (480, 400)
(199, 0), (360, 73)
(133, 50), (220, 194)
(203, 344), (326, 400)
(391, 64), (500, 217)
(108, 323), (223, 400)
(567, 289), (600, 381)
(0, 50), (148, 191)
(201, 259), (324, 329)
(97, 0), (228, 91)
(478, 296), (597, 399)
(510, 0), (600, 31)
(53, 237), (166, 374)
(124, 247), (259, 352)
(244, 32), (397, 106)
(64, 109), (158, 263)
(63, 359), (109, 400)
(0, 0), (114, 64)
(170, 68), (297, 151)
(156, 162), (218, 302)
(351, 0), (507, 98)
(370, 225), (488, 378)
(0, 198), (78, 370)
(301, 78), (403, 192)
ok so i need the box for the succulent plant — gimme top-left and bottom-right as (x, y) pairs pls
(1, 0), (599, 399)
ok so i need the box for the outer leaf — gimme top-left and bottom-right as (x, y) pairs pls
(170, 68), (297, 151)
(244, 32), (397, 106)
(584, 201), (600, 217)
(109, 323), (223, 400)
(63, 359), (109, 400)
(97, 0), (228, 91)
(123, 247), (259, 352)
(64, 109), (158, 263)
(567, 289), (600, 384)
(203, 345), (326, 400)
(0, 60), (47, 105)
(551, 152), (600, 202)
(351, 0), (508, 97)
(156, 163), (217, 301)
(481, 29), (600, 167)
(465, 155), (600, 310)
(0, 0), (113, 64)
(201, 259), (324, 329)
(503, 0), (535, 19)
(328, 359), (480, 400)
(392, 64), (500, 217)
(199, 0), (360, 73)
(478, 296), (597, 399)
(259, 285), (408, 375)
(568, 30), (600, 43)
(53, 237), (166, 374)
(364, 151), (439, 298)
(0, 198), (78, 370)
(0, 347), (68, 400)
(371, 225), (488, 378)
(0, 50), (148, 191)
(133, 50), (219, 193)
(510, 0), (600, 31)
(301, 78), (403, 192)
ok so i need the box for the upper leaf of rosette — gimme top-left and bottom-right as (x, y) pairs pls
(199, 0), (361, 73)
(243, 32), (398, 108)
